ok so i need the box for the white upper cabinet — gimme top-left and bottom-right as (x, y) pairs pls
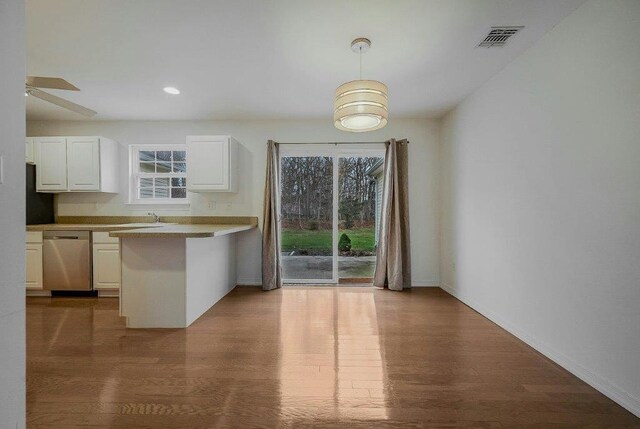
(67, 137), (100, 191)
(186, 135), (238, 192)
(35, 137), (68, 191)
(34, 136), (119, 193)
(26, 138), (35, 164)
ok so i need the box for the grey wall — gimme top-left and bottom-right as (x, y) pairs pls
(0, 0), (26, 427)
(440, 0), (640, 416)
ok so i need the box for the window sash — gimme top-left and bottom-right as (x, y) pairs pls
(129, 145), (188, 204)
(136, 172), (186, 178)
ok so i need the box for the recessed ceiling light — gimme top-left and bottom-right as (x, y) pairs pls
(163, 86), (180, 95)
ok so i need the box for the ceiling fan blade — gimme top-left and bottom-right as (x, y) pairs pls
(29, 88), (97, 117)
(26, 76), (80, 91)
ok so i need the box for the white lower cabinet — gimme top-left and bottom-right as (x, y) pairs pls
(26, 232), (43, 290)
(26, 231), (121, 292)
(26, 244), (43, 290)
(92, 232), (121, 290)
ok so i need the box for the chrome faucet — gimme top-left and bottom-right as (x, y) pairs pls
(147, 212), (160, 223)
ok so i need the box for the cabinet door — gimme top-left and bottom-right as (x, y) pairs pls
(93, 243), (121, 290)
(67, 137), (100, 191)
(187, 136), (229, 191)
(35, 137), (67, 191)
(26, 138), (35, 164)
(26, 244), (43, 290)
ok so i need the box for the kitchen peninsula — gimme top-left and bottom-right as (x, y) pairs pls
(110, 218), (257, 328)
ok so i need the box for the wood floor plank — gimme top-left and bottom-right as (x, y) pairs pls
(27, 287), (639, 428)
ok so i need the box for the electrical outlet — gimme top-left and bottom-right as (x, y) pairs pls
(208, 201), (216, 210)
(225, 202), (232, 211)
(452, 262), (456, 272)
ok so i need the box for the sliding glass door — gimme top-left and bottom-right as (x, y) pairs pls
(279, 145), (384, 285)
(337, 156), (383, 281)
(280, 154), (336, 283)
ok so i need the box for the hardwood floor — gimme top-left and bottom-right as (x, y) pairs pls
(27, 287), (639, 428)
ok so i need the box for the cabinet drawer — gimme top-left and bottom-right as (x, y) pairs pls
(26, 231), (43, 244)
(93, 231), (119, 244)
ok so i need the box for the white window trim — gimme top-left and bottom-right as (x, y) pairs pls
(128, 144), (190, 205)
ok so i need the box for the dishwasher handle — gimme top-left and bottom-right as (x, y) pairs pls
(43, 230), (91, 241)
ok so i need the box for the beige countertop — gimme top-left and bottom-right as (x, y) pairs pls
(26, 223), (170, 232)
(109, 224), (256, 238)
(53, 215), (258, 226)
(26, 216), (258, 237)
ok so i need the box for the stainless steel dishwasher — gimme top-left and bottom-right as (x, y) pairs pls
(43, 230), (92, 291)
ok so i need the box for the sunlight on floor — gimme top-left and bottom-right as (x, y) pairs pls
(279, 288), (388, 421)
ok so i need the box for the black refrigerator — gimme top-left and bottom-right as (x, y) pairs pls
(26, 164), (54, 225)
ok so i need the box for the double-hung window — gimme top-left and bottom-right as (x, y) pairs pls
(129, 145), (188, 204)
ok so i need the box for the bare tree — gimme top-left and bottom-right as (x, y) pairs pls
(280, 156), (381, 230)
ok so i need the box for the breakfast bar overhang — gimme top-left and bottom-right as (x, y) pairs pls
(111, 224), (255, 328)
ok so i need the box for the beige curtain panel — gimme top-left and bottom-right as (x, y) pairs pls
(262, 140), (282, 291)
(373, 139), (412, 290)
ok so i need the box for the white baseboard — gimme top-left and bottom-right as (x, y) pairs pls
(237, 279), (441, 287)
(26, 290), (51, 297)
(440, 282), (640, 418)
(412, 279), (440, 287)
(236, 278), (262, 286)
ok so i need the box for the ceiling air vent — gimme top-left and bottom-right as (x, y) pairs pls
(478, 26), (524, 47)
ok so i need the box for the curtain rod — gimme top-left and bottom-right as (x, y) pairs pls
(272, 141), (409, 145)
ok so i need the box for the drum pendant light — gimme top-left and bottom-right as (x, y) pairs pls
(334, 38), (388, 132)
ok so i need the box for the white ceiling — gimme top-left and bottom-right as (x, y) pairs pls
(26, 0), (585, 121)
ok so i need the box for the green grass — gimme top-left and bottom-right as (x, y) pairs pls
(281, 228), (375, 252)
(339, 228), (376, 252)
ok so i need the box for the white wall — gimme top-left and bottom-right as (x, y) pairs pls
(27, 118), (441, 286)
(440, 0), (640, 416)
(0, 0), (26, 427)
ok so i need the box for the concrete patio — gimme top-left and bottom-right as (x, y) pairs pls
(282, 255), (376, 280)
